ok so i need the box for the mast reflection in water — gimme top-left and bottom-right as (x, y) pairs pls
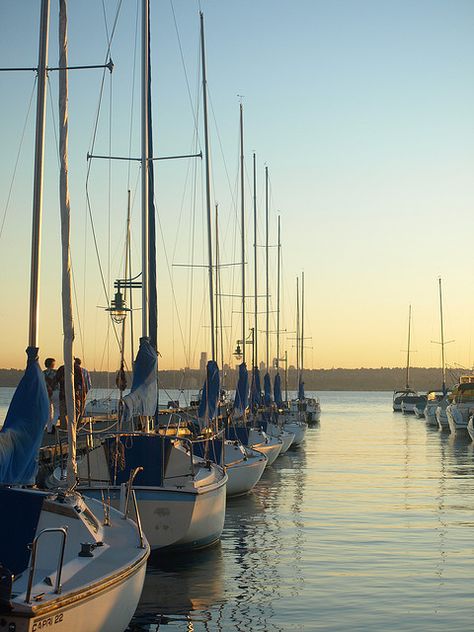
(112, 391), (474, 631)
(126, 439), (307, 631)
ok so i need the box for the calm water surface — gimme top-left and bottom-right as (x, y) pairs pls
(2, 389), (474, 630)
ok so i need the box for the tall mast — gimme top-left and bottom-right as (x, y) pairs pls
(140, 0), (149, 338)
(301, 271), (305, 374)
(253, 152), (258, 369)
(200, 12), (215, 360)
(28, 0), (50, 348)
(240, 103), (246, 364)
(127, 189), (135, 363)
(296, 277), (300, 382)
(284, 350), (288, 401)
(215, 203), (225, 374)
(405, 304), (411, 390)
(265, 166), (269, 372)
(121, 190), (131, 373)
(276, 216), (281, 370)
(439, 277), (446, 394)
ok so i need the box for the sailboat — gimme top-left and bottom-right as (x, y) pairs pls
(282, 275), (307, 446)
(392, 305), (418, 411)
(227, 108), (282, 466)
(425, 279), (451, 427)
(446, 380), (474, 435)
(61, 1), (227, 551)
(251, 165), (294, 453)
(0, 2), (149, 630)
(190, 14), (266, 498)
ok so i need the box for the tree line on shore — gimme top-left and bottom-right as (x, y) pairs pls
(0, 366), (464, 392)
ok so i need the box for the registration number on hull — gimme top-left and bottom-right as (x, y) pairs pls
(31, 613), (64, 631)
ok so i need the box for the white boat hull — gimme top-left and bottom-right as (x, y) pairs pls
(424, 402), (439, 427)
(265, 422), (295, 453)
(306, 399), (321, 424)
(2, 492), (148, 632)
(282, 418), (307, 447)
(248, 429), (283, 465)
(467, 417), (474, 442)
(446, 403), (470, 434)
(7, 556), (146, 632)
(84, 481), (226, 551)
(436, 404), (449, 430)
(226, 452), (267, 497)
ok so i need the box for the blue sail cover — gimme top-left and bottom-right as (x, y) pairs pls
(198, 360), (220, 422)
(250, 367), (262, 410)
(298, 375), (305, 400)
(122, 337), (158, 424)
(233, 362), (248, 417)
(0, 347), (49, 485)
(264, 372), (272, 406)
(274, 372), (283, 407)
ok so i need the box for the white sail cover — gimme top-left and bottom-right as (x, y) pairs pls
(59, 0), (76, 486)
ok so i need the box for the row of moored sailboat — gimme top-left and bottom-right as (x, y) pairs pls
(393, 280), (474, 440)
(0, 2), (321, 631)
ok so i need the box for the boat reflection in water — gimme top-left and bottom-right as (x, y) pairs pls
(220, 449), (307, 631)
(126, 448), (307, 631)
(127, 545), (225, 630)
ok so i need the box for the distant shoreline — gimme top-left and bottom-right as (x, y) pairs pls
(0, 366), (461, 392)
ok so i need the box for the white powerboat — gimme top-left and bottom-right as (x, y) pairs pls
(436, 401), (450, 430)
(393, 389), (417, 412)
(306, 397), (321, 424)
(424, 391), (445, 426)
(446, 382), (474, 434)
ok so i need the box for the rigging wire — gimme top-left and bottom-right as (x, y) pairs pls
(155, 199), (190, 365)
(127, 0), (139, 190)
(169, 0), (203, 371)
(0, 78), (37, 243)
(84, 0), (124, 363)
(170, 0), (201, 146)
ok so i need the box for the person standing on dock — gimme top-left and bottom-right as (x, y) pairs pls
(43, 357), (60, 433)
(56, 360), (86, 427)
(74, 357), (91, 413)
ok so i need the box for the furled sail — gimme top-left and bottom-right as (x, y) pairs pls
(264, 372), (272, 406)
(250, 366), (262, 411)
(198, 360), (220, 423)
(59, 0), (77, 486)
(233, 362), (248, 417)
(122, 337), (158, 425)
(274, 372), (283, 407)
(0, 347), (49, 484)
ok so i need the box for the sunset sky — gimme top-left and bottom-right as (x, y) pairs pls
(0, 0), (473, 373)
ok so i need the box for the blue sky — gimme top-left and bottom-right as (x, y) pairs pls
(0, 0), (474, 374)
